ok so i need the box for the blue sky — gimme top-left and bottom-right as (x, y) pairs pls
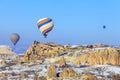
(0, 0), (120, 46)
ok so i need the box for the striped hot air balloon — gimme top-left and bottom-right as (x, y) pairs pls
(37, 18), (54, 38)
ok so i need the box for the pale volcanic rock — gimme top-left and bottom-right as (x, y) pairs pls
(46, 64), (56, 79)
(80, 73), (97, 80)
(59, 56), (66, 67)
(0, 45), (17, 62)
(74, 48), (120, 66)
(0, 45), (15, 54)
(24, 41), (66, 62)
(34, 76), (46, 80)
(60, 68), (80, 78)
(92, 43), (109, 48)
(24, 41), (114, 65)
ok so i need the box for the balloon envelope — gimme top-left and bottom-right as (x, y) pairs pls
(10, 33), (20, 45)
(37, 18), (54, 38)
(103, 25), (106, 29)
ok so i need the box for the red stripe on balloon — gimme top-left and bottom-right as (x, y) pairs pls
(37, 18), (50, 25)
(42, 26), (53, 34)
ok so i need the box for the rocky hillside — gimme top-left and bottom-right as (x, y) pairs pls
(24, 41), (66, 62)
(24, 41), (118, 66)
(74, 47), (120, 66)
(0, 43), (120, 80)
(24, 41), (96, 62)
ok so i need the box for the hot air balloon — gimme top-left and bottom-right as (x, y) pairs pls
(10, 33), (20, 45)
(37, 18), (54, 38)
(103, 25), (106, 29)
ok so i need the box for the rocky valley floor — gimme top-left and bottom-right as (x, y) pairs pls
(0, 42), (120, 80)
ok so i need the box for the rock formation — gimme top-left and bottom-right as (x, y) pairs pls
(60, 68), (80, 78)
(59, 56), (66, 67)
(34, 76), (46, 80)
(46, 64), (56, 79)
(74, 47), (120, 66)
(0, 45), (14, 54)
(24, 41), (119, 66)
(80, 73), (96, 80)
(24, 41), (66, 62)
(92, 43), (109, 48)
(0, 45), (15, 59)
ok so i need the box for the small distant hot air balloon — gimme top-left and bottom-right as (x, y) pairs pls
(10, 33), (20, 45)
(103, 25), (106, 29)
(37, 18), (54, 38)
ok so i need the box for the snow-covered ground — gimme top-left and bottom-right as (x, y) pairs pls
(0, 59), (120, 79)
(0, 61), (50, 77)
(72, 64), (120, 79)
(0, 44), (120, 79)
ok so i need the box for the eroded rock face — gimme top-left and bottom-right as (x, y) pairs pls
(24, 41), (113, 64)
(46, 64), (56, 79)
(59, 57), (66, 67)
(24, 41), (66, 62)
(87, 43), (109, 48)
(24, 41), (88, 62)
(0, 45), (16, 60)
(34, 76), (46, 80)
(60, 68), (80, 78)
(0, 45), (14, 54)
(74, 48), (120, 66)
(80, 73), (96, 80)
